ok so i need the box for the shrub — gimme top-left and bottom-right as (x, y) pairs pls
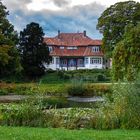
(0, 83), (68, 96)
(0, 103), (45, 127)
(44, 108), (95, 129)
(94, 79), (140, 129)
(67, 79), (87, 96)
(85, 84), (111, 96)
(97, 74), (106, 81)
(32, 96), (68, 109)
(111, 81), (140, 129)
(0, 82), (16, 95)
(46, 69), (56, 73)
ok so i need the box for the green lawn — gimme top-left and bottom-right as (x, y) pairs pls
(0, 126), (140, 140)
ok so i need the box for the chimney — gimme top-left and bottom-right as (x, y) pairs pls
(58, 30), (60, 39)
(58, 30), (60, 35)
(83, 30), (86, 36)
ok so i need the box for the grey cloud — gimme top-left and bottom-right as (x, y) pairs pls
(2, 0), (31, 11)
(52, 0), (71, 7)
(3, 1), (105, 39)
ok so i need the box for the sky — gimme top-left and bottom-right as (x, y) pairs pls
(2, 0), (140, 39)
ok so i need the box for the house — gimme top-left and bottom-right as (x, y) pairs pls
(44, 31), (105, 70)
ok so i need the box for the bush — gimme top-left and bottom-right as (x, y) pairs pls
(85, 84), (111, 96)
(0, 78), (139, 129)
(97, 74), (106, 81)
(67, 79), (87, 96)
(0, 83), (67, 96)
(46, 69), (56, 73)
(94, 79), (140, 129)
(32, 96), (68, 109)
(0, 103), (45, 127)
(111, 81), (140, 129)
(67, 78), (111, 97)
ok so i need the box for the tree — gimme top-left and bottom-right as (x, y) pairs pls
(0, 1), (21, 76)
(112, 24), (140, 81)
(97, 1), (140, 57)
(19, 22), (51, 78)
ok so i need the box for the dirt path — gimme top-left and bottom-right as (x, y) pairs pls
(0, 95), (27, 103)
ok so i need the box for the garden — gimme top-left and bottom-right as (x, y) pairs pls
(1, 0), (140, 139)
(0, 70), (140, 130)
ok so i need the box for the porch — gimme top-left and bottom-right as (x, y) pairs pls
(59, 57), (85, 70)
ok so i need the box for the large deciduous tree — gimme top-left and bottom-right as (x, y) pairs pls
(19, 22), (51, 78)
(0, 1), (21, 76)
(97, 1), (140, 57)
(112, 24), (140, 81)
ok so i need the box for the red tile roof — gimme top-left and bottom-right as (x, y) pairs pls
(44, 32), (102, 46)
(44, 32), (103, 57)
(50, 46), (104, 57)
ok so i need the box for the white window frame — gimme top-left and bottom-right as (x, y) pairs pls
(56, 58), (59, 64)
(49, 46), (53, 52)
(92, 46), (100, 52)
(85, 57), (89, 64)
(60, 46), (64, 49)
(90, 58), (102, 64)
(67, 46), (77, 50)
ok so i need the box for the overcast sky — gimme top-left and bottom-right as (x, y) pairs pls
(2, 0), (140, 39)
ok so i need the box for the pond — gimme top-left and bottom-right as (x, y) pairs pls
(67, 96), (104, 108)
(0, 95), (104, 108)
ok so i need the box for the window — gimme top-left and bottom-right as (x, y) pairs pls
(61, 59), (67, 65)
(56, 58), (59, 64)
(92, 46), (100, 52)
(90, 58), (102, 64)
(60, 46), (64, 49)
(51, 57), (54, 64)
(85, 58), (88, 64)
(78, 59), (83, 64)
(49, 46), (53, 52)
(67, 46), (77, 50)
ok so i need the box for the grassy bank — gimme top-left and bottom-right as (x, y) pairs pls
(0, 69), (111, 84)
(0, 82), (111, 96)
(0, 126), (140, 140)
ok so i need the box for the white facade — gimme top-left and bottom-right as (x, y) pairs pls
(45, 56), (104, 70)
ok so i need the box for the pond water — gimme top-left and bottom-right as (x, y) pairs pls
(67, 96), (104, 108)
(68, 96), (104, 102)
(0, 95), (104, 108)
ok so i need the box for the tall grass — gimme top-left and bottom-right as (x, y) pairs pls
(94, 78), (140, 129)
(67, 79), (87, 96)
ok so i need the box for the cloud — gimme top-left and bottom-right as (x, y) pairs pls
(2, 0), (105, 39)
(2, 0), (31, 12)
(52, 0), (71, 7)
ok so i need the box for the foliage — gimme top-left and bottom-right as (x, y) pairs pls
(19, 22), (51, 78)
(39, 69), (111, 84)
(95, 79), (140, 129)
(0, 69), (111, 84)
(0, 1), (21, 76)
(0, 103), (95, 128)
(97, 1), (140, 57)
(0, 82), (68, 96)
(0, 77), (140, 129)
(85, 84), (111, 96)
(112, 24), (140, 81)
(111, 81), (140, 129)
(67, 79), (87, 96)
(30, 96), (68, 109)
(0, 102), (45, 127)
(0, 82), (110, 97)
